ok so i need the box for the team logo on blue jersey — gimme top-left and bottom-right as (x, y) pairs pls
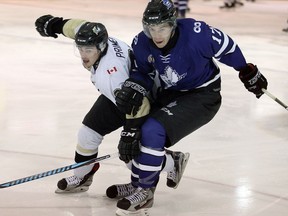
(148, 54), (155, 63)
(160, 66), (187, 88)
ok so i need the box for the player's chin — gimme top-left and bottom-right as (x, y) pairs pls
(154, 41), (167, 48)
(82, 62), (92, 70)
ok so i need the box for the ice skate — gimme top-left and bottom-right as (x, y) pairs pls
(116, 187), (155, 216)
(235, 0), (244, 6)
(55, 163), (99, 193)
(219, 2), (235, 9)
(220, 1), (243, 9)
(106, 182), (136, 199)
(283, 19), (288, 33)
(166, 150), (190, 189)
(116, 208), (150, 216)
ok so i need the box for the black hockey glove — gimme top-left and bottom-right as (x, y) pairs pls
(239, 63), (268, 98)
(116, 78), (147, 116)
(35, 15), (64, 38)
(118, 128), (141, 163)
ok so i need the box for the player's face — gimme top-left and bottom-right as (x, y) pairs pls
(77, 45), (100, 70)
(148, 23), (173, 48)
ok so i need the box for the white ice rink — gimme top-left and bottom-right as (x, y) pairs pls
(0, 0), (288, 215)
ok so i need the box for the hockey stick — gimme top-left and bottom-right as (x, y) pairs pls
(0, 152), (118, 189)
(262, 88), (288, 111)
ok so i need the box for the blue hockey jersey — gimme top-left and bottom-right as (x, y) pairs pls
(131, 18), (247, 91)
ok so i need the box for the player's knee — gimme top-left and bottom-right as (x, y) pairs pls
(141, 118), (166, 149)
(76, 125), (103, 156)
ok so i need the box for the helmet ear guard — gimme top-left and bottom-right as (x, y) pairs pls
(142, 0), (177, 38)
(75, 22), (108, 52)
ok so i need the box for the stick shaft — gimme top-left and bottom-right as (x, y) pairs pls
(0, 152), (118, 189)
(262, 88), (288, 110)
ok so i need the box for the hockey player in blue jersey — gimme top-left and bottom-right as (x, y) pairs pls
(109, 0), (268, 215)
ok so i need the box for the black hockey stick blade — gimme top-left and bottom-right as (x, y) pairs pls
(0, 152), (118, 189)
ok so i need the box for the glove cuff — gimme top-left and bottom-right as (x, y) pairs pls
(124, 116), (147, 129)
(239, 63), (257, 77)
(123, 78), (148, 96)
(52, 18), (69, 35)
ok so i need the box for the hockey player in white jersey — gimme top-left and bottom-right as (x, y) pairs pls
(35, 15), (130, 193)
(35, 15), (189, 195)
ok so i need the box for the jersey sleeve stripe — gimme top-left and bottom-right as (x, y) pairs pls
(214, 32), (229, 59)
(226, 42), (237, 55)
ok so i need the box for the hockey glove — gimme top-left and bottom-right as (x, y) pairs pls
(239, 63), (268, 98)
(116, 78), (147, 116)
(35, 15), (64, 38)
(118, 128), (141, 163)
(118, 96), (150, 163)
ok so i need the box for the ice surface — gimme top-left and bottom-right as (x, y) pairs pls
(0, 0), (287, 215)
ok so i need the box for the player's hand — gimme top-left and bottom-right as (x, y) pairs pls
(239, 63), (268, 98)
(116, 78), (147, 116)
(118, 128), (141, 163)
(35, 15), (63, 38)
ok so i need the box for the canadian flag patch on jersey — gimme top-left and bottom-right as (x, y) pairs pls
(107, 66), (117, 74)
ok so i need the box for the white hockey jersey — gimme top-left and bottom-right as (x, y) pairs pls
(63, 19), (131, 105)
(89, 37), (131, 104)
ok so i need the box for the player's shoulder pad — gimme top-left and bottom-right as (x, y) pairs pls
(178, 18), (210, 36)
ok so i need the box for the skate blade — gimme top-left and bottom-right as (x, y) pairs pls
(116, 208), (150, 216)
(55, 186), (89, 194)
(174, 152), (190, 189)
